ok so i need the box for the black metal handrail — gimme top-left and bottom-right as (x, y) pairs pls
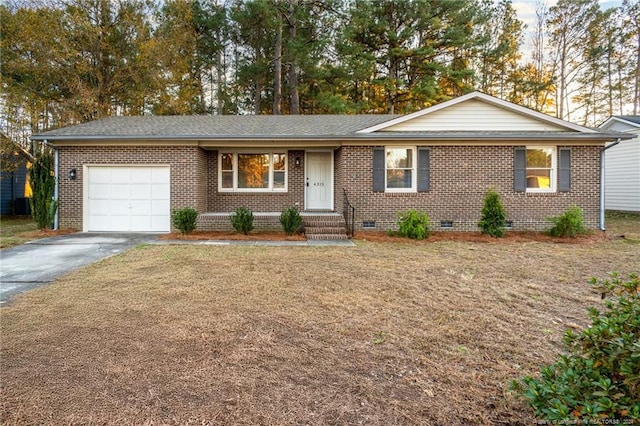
(343, 188), (355, 238)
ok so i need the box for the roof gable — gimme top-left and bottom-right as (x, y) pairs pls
(599, 116), (640, 132)
(358, 91), (597, 134)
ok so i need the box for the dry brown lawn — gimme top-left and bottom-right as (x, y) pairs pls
(1, 218), (639, 425)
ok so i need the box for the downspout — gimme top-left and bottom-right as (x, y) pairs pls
(52, 141), (59, 231)
(600, 138), (621, 231)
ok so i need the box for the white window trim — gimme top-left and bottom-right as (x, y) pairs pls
(218, 151), (288, 192)
(526, 146), (557, 193)
(385, 147), (417, 192)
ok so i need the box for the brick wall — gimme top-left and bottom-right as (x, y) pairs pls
(57, 145), (207, 230)
(341, 145), (601, 232)
(58, 143), (602, 233)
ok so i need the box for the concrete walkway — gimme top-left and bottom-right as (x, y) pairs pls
(0, 233), (354, 304)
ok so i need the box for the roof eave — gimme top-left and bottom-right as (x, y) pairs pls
(38, 132), (630, 146)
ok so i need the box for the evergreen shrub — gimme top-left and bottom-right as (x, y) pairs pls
(478, 189), (506, 237)
(280, 206), (302, 235)
(171, 207), (198, 235)
(397, 209), (430, 240)
(231, 207), (254, 235)
(512, 273), (640, 422)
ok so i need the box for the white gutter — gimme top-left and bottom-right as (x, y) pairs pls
(600, 138), (621, 231)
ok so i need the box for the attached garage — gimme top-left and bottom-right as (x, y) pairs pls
(84, 166), (170, 232)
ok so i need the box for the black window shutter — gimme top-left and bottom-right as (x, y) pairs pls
(372, 147), (385, 192)
(514, 147), (526, 192)
(558, 147), (571, 192)
(417, 147), (430, 192)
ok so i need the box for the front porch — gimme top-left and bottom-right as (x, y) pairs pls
(197, 211), (349, 240)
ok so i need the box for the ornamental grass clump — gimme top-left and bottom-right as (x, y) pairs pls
(231, 207), (254, 235)
(478, 189), (506, 237)
(511, 273), (640, 422)
(397, 209), (430, 240)
(171, 207), (198, 235)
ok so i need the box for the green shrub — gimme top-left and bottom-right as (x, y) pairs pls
(478, 189), (506, 237)
(511, 273), (640, 422)
(280, 206), (302, 235)
(547, 206), (588, 238)
(231, 207), (254, 235)
(171, 207), (198, 235)
(397, 209), (430, 240)
(29, 149), (58, 230)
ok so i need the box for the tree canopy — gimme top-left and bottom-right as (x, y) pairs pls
(1, 0), (639, 153)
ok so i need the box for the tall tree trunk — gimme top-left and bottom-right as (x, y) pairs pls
(635, 29), (640, 115)
(255, 81), (262, 114)
(273, 16), (282, 115)
(288, 1), (300, 115)
(216, 31), (224, 115)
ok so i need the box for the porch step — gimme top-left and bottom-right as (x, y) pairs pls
(305, 226), (346, 235)
(303, 214), (349, 240)
(306, 233), (349, 241)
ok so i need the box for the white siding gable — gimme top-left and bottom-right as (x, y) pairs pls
(604, 121), (638, 133)
(601, 119), (640, 212)
(380, 99), (570, 132)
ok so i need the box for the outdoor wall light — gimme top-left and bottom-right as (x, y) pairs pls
(295, 157), (301, 167)
(69, 168), (77, 180)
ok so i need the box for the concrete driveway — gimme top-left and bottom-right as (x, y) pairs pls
(0, 233), (158, 305)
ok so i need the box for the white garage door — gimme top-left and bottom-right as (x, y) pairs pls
(86, 166), (170, 232)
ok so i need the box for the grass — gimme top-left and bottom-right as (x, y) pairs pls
(1, 230), (639, 425)
(605, 210), (640, 242)
(0, 215), (38, 248)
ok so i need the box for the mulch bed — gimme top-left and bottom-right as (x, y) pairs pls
(17, 229), (78, 238)
(159, 231), (306, 241)
(355, 230), (609, 244)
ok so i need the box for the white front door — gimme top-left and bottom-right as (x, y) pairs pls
(306, 151), (333, 210)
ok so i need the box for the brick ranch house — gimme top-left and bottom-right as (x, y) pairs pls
(31, 91), (629, 237)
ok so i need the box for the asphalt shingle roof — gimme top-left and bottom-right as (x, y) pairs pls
(615, 115), (640, 125)
(32, 115), (400, 139)
(31, 114), (630, 142)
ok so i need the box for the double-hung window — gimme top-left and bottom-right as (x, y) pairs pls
(525, 147), (556, 192)
(386, 147), (416, 191)
(219, 152), (287, 192)
(373, 147), (429, 193)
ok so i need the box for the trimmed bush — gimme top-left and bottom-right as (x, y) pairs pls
(231, 207), (254, 235)
(397, 209), (430, 240)
(171, 207), (198, 235)
(511, 273), (640, 422)
(478, 189), (506, 237)
(280, 206), (302, 235)
(547, 206), (587, 238)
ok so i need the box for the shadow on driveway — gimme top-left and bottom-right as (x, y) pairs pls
(0, 233), (159, 305)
